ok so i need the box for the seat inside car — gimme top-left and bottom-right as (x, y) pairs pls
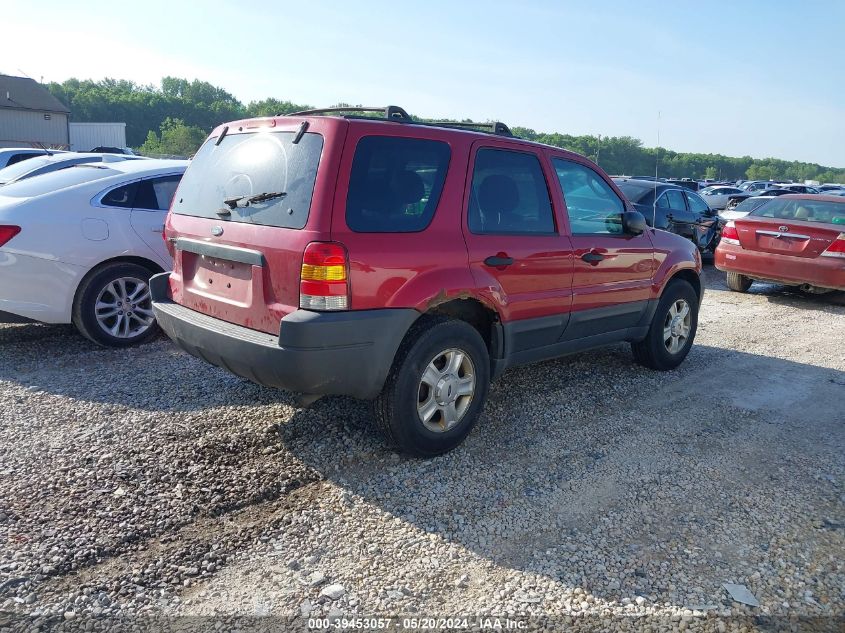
(794, 205), (812, 220)
(477, 174), (521, 232)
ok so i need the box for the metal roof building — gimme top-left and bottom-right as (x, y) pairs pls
(0, 74), (70, 149)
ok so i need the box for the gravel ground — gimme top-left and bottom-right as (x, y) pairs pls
(0, 266), (843, 632)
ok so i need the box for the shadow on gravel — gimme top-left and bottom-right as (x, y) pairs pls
(273, 343), (845, 608)
(0, 322), (300, 413)
(704, 263), (845, 312)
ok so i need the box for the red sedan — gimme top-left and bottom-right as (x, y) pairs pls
(715, 194), (845, 293)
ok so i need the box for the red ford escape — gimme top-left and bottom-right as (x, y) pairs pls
(151, 106), (703, 456)
(715, 194), (845, 294)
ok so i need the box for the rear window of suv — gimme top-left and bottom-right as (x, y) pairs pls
(171, 130), (323, 229)
(345, 136), (450, 232)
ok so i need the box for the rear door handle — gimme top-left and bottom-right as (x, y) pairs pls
(581, 251), (605, 263)
(484, 255), (514, 267)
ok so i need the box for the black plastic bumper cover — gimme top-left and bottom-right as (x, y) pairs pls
(150, 273), (419, 399)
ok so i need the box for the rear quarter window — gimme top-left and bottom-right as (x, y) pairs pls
(345, 136), (451, 233)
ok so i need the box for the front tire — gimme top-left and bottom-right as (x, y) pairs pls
(72, 262), (160, 347)
(632, 279), (698, 371)
(726, 271), (752, 292)
(373, 317), (490, 457)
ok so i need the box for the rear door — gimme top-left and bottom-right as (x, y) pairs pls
(129, 175), (182, 265)
(461, 143), (574, 352)
(551, 157), (654, 338)
(685, 190), (719, 249)
(663, 188), (694, 238)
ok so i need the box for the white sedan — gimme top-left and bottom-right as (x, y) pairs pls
(0, 159), (187, 346)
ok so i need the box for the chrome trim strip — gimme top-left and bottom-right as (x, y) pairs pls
(755, 230), (812, 240)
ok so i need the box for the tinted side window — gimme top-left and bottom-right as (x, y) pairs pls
(7, 153), (39, 166)
(553, 158), (624, 235)
(134, 176), (181, 211)
(686, 192), (710, 214)
(665, 190), (687, 210)
(102, 182), (138, 208)
(469, 149), (555, 234)
(346, 136), (450, 233)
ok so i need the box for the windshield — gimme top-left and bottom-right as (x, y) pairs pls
(751, 198), (845, 224)
(0, 156), (53, 183)
(0, 165), (120, 198)
(172, 130), (324, 229)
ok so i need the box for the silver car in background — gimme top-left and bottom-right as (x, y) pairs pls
(699, 185), (744, 210)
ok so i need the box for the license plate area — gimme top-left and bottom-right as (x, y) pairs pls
(184, 253), (253, 305)
(756, 231), (808, 254)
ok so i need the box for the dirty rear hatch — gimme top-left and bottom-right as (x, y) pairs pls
(165, 117), (344, 334)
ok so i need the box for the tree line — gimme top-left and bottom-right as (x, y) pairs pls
(46, 77), (845, 183)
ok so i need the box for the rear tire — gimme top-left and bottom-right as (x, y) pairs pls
(373, 317), (490, 457)
(72, 262), (160, 347)
(726, 271), (753, 292)
(632, 279), (698, 371)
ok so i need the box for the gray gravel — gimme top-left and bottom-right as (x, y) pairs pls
(0, 267), (843, 631)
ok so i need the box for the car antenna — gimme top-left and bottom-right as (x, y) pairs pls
(653, 111), (660, 229)
(35, 141), (53, 156)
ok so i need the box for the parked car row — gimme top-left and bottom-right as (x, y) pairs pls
(1, 107), (841, 457)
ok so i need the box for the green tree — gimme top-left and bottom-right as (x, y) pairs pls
(139, 118), (207, 157)
(45, 76), (845, 182)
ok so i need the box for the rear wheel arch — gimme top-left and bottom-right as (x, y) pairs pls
(71, 256), (164, 347)
(73, 256), (164, 307)
(425, 297), (502, 359)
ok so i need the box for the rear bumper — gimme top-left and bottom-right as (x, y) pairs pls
(150, 273), (420, 399)
(715, 244), (845, 291)
(0, 250), (85, 323)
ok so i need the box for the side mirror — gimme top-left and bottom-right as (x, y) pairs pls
(622, 210), (648, 235)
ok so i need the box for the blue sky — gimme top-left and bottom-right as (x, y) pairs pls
(3, 0), (844, 166)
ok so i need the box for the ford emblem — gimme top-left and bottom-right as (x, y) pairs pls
(211, 226), (224, 236)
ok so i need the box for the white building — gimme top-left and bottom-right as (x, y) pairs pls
(0, 74), (70, 149)
(69, 122), (127, 151)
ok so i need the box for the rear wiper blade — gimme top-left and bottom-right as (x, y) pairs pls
(223, 191), (287, 209)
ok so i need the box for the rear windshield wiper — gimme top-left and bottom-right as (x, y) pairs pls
(223, 191), (287, 209)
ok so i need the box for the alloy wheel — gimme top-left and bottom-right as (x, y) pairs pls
(663, 299), (691, 354)
(416, 348), (476, 433)
(94, 277), (154, 339)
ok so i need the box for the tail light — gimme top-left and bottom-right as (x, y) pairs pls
(721, 221), (741, 246)
(820, 233), (845, 258)
(0, 225), (21, 247)
(300, 242), (349, 310)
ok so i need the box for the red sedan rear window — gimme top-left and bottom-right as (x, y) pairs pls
(752, 199), (845, 225)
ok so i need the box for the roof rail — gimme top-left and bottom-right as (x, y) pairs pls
(285, 105), (513, 137)
(423, 120), (513, 137)
(285, 105), (413, 122)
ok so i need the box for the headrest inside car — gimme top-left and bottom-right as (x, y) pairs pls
(479, 174), (519, 214)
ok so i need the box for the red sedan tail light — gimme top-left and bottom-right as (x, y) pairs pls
(820, 233), (845, 258)
(721, 221), (741, 245)
(0, 225), (21, 247)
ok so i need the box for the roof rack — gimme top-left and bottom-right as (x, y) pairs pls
(284, 105), (513, 137)
(285, 105), (413, 122)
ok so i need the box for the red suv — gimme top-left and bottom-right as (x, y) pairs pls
(151, 106), (703, 456)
